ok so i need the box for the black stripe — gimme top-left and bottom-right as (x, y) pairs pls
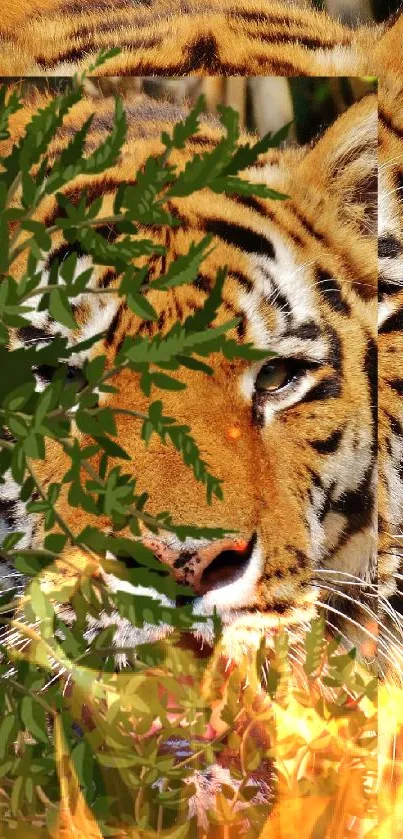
(157, 311), (166, 330)
(389, 378), (403, 395)
(100, 270), (119, 289)
(0, 498), (17, 527)
(186, 35), (221, 72)
(364, 335), (377, 435)
(187, 135), (215, 148)
(380, 108), (403, 141)
(95, 225), (120, 243)
(251, 31), (350, 51)
(45, 241), (86, 269)
(378, 278), (403, 298)
(333, 467), (375, 540)
(378, 234), (402, 259)
(262, 602), (290, 615)
(287, 205), (325, 244)
(379, 307), (403, 335)
(105, 304), (124, 346)
(194, 274), (212, 293)
(232, 194), (265, 214)
(64, 0), (133, 11)
(299, 376), (341, 404)
(326, 325), (343, 373)
(228, 9), (306, 27)
(204, 218), (275, 259)
(229, 270), (253, 293)
(292, 320), (321, 341)
(384, 411), (403, 438)
(285, 546), (310, 569)
(316, 269), (350, 315)
(255, 56), (305, 76)
(266, 278), (292, 321)
(310, 428), (343, 454)
(17, 325), (51, 344)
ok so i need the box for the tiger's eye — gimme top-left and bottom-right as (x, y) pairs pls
(255, 360), (290, 392)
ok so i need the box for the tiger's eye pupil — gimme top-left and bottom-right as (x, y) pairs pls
(255, 360), (289, 392)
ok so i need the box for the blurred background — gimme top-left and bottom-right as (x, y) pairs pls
(313, 0), (400, 23)
(5, 76), (377, 145)
(86, 76), (377, 144)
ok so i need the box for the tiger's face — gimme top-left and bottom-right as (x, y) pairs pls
(7, 92), (378, 657)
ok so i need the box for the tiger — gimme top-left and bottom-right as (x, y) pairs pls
(0, 0), (400, 77)
(1, 87), (380, 671)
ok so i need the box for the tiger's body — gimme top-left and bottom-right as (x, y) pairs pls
(0, 0), (395, 77)
(2, 89), (381, 666)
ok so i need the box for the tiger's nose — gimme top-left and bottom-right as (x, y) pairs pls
(143, 533), (257, 598)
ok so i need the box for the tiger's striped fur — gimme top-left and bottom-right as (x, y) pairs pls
(378, 41), (403, 675)
(2, 89), (379, 662)
(0, 0), (393, 77)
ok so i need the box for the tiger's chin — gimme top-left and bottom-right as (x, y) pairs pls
(93, 570), (318, 667)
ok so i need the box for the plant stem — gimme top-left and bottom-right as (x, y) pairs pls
(21, 285), (118, 301)
(8, 212), (157, 265)
(0, 673), (56, 716)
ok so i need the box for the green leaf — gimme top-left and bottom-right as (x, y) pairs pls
(304, 615), (326, 678)
(150, 372), (187, 391)
(0, 714), (19, 760)
(0, 86), (23, 143)
(0, 217), (9, 272)
(116, 156), (174, 224)
(93, 435), (131, 461)
(127, 291), (158, 322)
(1, 531), (25, 550)
(152, 235), (214, 290)
(211, 176), (289, 200)
(44, 533), (68, 554)
(20, 696), (49, 744)
(162, 95), (205, 150)
(29, 578), (55, 622)
(113, 591), (207, 629)
(184, 266), (226, 333)
(20, 219), (52, 251)
(10, 775), (24, 817)
(49, 288), (78, 329)
(221, 121), (292, 176)
(14, 552), (54, 576)
(2, 87), (82, 190)
(85, 46), (122, 73)
(10, 444), (26, 483)
(4, 382), (36, 412)
(167, 104), (240, 198)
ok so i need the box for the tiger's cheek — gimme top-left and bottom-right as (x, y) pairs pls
(105, 363), (265, 530)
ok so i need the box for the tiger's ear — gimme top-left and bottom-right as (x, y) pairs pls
(297, 94), (378, 237)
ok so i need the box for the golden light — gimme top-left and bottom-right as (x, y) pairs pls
(48, 663), (403, 839)
(226, 425), (242, 441)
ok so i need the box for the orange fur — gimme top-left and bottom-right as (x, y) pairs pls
(0, 0), (387, 76)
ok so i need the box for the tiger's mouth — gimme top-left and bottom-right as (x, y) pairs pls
(175, 532), (257, 606)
